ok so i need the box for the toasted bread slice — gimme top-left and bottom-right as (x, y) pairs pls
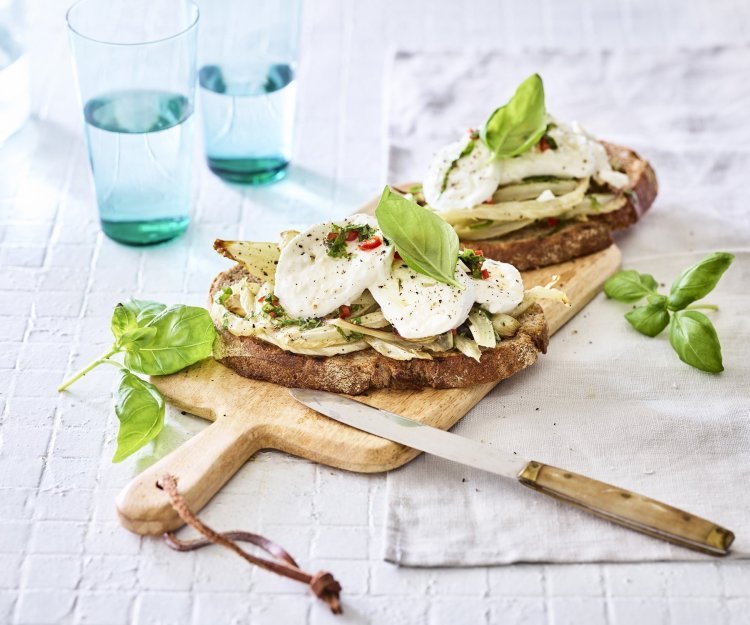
(461, 142), (657, 270)
(210, 265), (549, 395)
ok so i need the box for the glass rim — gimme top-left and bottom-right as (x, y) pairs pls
(66, 0), (200, 47)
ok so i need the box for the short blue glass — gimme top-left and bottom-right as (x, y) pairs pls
(67, 0), (199, 246)
(198, 0), (301, 185)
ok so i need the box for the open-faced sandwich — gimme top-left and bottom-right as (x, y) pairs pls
(210, 188), (567, 395)
(405, 74), (657, 270)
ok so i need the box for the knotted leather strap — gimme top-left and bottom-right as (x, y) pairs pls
(158, 474), (343, 614)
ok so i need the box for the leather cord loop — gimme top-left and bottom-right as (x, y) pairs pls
(158, 473), (343, 614)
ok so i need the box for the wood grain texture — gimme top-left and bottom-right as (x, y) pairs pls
(117, 237), (621, 534)
(518, 461), (735, 556)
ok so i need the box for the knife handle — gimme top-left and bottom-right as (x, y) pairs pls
(517, 461), (734, 556)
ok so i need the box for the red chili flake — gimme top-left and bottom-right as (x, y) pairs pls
(359, 236), (382, 251)
(539, 136), (550, 152)
(339, 305), (351, 319)
(483, 198), (495, 205)
(476, 249), (484, 256)
(394, 251), (401, 260)
(326, 232), (338, 241)
(345, 230), (358, 242)
(268, 311), (277, 318)
(258, 295), (266, 302)
(547, 217), (559, 227)
(481, 268), (490, 280)
(451, 329), (457, 336)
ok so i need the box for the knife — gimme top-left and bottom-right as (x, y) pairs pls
(289, 388), (734, 556)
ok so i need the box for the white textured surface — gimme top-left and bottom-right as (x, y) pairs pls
(1, 1), (750, 624)
(384, 48), (750, 566)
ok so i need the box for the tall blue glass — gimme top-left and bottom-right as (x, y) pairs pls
(198, 0), (301, 185)
(67, 0), (199, 245)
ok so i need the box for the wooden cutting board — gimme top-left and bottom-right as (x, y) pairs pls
(116, 238), (620, 535)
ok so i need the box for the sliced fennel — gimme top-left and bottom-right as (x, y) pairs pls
(468, 309), (496, 348)
(214, 240), (281, 283)
(492, 178), (580, 203)
(512, 283), (570, 317)
(437, 178), (588, 223)
(454, 335), (482, 362)
(365, 337), (433, 361)
(491, 313), (520, 337)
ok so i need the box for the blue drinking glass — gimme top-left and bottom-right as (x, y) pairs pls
(198, 0), (301, 185)
(67, 0), (199, 246)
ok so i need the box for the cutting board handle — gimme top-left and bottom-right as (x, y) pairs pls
(116, 416), (267, 535)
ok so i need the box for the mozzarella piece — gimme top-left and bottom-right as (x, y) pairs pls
(472, 259), (524, 314)
(494, 119), (628, 189)
(275, 214), (394, 319)
(425, 118), (630, 213)
(423, 134), (502, 212)
(370, 262), (476, 339)
(536, 189), (556, 202)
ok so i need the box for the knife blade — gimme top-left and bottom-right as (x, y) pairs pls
(289, 388), (735, 556)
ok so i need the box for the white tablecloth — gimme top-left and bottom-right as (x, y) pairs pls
(384, 48), (750, 566)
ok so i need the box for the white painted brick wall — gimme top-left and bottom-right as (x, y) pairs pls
(2, 0), (750, 623)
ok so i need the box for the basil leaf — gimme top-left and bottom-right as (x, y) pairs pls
(375, 186), (461, 288)
(123, 305), (215, 375)
(667, 252), (734, 311)
(646, 293), (667, 307)
(625, 299), (670, 337)
(668, 310), (723, 373)
(111, 299), (167, 345)
(604, 270), (659, 303)
(481, 74), (547, 158)
(118, 326), (158, 349)
(112, 370), (165, 462)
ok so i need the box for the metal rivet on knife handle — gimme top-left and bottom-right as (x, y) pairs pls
(517, 461), (735, 556)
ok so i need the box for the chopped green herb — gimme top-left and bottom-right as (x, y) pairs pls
(334, 325), (362, 342)
(522, 175), (563, 183)
(441, 138), (476, 194)
(258, 292), (322, 330)
(281, 317), (322, 330)
(468, 219), (494, 230)
(589, 195), (603, 212)
(458, 249), (486, 279)
(216, 286), (233, 305)
(540, 123), (558, 150)
(324, 223), (378, 259)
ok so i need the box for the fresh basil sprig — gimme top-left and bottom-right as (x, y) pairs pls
(375, 186), (461, 288)
(58, 298), (215, 461)
(481, 74), (547, 158)
(604, 252), (734, 372)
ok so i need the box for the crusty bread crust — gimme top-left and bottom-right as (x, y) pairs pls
(461, 142), (658, 270)
(210, 265), (549, 395)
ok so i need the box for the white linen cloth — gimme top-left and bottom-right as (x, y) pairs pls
(383, 48), (750, 566)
